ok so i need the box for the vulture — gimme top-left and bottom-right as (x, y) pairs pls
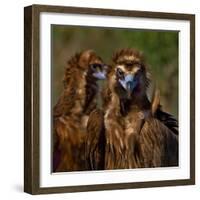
(86, 48), (178, 170)
(53, 50), (106, 172)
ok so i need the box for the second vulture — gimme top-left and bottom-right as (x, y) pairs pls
(53, 50), (106, 172)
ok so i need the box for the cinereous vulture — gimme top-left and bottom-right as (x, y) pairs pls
(53, 50), (106, 172)
(86, 48), (178, 170)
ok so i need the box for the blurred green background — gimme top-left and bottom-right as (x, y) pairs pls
(52, 25), (178, 118)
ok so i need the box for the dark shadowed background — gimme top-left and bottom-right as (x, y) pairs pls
(52, 25), (178, 118)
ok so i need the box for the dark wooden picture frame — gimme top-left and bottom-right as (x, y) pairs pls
(24, 4), (195, 194)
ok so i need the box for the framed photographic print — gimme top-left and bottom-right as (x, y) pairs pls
(24, 4), (195, 194)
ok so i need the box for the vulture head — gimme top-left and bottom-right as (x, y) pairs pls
(78, 49), (107, 80)
(64, 49), (106, 86)
(110, 48), (149, 100)
(54, 50), (107, 118)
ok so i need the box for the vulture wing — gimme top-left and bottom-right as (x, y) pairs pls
(85, 109), (106, 170)
(53, 116), (86, 172)
(151, 89), (178, 135)
(53, 87), (76, 118)
(140, 118), (178, 167)
(155, 108), (178, 135)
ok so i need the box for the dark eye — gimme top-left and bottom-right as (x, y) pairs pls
(117, 68), (124, 77)
(126, 63), (132, 68)
(90, 63), (101, 70)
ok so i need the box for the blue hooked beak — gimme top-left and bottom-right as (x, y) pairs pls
(119, 74), (138, 98)
(93, 70), (106, 80)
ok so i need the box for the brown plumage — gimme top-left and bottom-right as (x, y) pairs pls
(86, 48), (178, 170)
(53, 50), (106, 172)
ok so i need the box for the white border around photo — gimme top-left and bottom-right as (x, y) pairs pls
(40, 12), (190, 188)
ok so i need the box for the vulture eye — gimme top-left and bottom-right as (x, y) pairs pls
(126, 63), (133, 68)
(90, 63), (102, 70)
(117, 68), (124, 77)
